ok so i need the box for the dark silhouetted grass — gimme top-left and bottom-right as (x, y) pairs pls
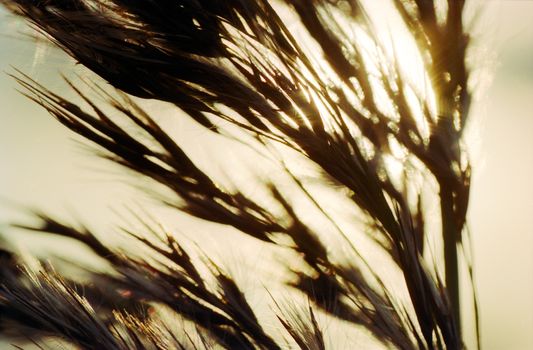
(0, 1), (477, 349)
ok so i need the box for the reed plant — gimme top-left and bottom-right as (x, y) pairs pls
(0, 1), (478, 349)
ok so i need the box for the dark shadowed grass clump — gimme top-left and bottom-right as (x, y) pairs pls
(0, 1), (478, 349)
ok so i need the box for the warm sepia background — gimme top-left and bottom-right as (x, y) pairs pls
(1, 1), (532, 349)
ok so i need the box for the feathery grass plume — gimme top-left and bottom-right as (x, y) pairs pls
(1, 0), (477, 349)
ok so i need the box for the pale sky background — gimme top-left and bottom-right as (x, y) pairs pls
(1, 1), (533, 349)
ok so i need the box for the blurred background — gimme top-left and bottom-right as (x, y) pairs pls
(1, 1), (532, 349)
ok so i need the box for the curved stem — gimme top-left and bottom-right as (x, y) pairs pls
(440, 186), (461, 340)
